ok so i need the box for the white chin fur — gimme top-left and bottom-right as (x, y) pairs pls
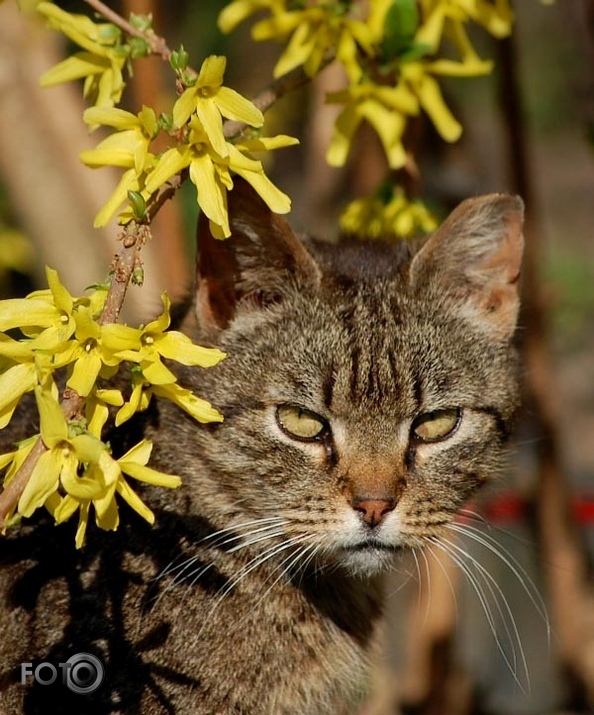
(338, 548), (397, 577)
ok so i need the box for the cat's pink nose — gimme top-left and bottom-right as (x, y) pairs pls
(352, 498), (395, 528)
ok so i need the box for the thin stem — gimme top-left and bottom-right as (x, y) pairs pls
(84, 0), (172, 63)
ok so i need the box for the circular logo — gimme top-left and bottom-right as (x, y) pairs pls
(64, 653), (105, 695)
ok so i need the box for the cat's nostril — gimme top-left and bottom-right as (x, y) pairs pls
(352, 498), (395, 528)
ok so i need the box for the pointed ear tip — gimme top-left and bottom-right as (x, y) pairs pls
(486, 193), (525, 218)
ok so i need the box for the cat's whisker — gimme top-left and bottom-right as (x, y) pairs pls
(149, 557), (214, 609)
(201, 516), (288, 544)
(430, 535), (530, 694)
(154, 518), (287, 584)
(446, 521), (550, 639)
(238, 538), (322, 626)
(421, 542), (460, 626)
(153, 520), (291, 608)
(226, 527), (289, 553)
(456, 507), (489, 526)
(197, 534), (314, 638)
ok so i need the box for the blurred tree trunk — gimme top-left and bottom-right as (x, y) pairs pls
(498, 28), (594, 711)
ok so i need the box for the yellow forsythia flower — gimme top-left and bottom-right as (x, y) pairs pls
(340, 187), (438, 240)
(0, 268), (226, 545)
(80, 106), (160, 227)
(327, 81), (418, 169)
(37, 2), (127, 114)
(220, 0), (382, 82)
(173, 55), (264, 155)
(144, 117), (297, 239)
(50, 438), (182, 549)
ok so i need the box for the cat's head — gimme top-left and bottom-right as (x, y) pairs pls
(177, 179), (524, 577)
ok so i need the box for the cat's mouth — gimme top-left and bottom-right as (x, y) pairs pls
(335, 539), (402, 576)
(342, 539), (401, 553)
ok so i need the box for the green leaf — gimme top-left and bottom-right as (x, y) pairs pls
(128, 190), (147, 221)
(381, 0), (420, 60)
(129, 36), (150, 60)
(129, 13), (153, 32)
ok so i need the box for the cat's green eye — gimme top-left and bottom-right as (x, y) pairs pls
(412, 408), (461, 443)
(276, 405), (327, 442)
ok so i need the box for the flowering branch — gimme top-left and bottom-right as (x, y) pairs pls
(83, 0), (172, 64)
(0, 222), (145, 529)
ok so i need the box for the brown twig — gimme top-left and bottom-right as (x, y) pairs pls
(224, 59), (333, 139)
(83, 0), (172, 63)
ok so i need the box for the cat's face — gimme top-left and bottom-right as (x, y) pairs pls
(179, 180), (524, 577)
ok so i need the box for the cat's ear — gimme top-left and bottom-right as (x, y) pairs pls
(409, 194), (524, 339)
(194, 178), (321, 336)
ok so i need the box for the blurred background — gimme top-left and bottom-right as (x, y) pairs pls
(0, 1), (593, 714)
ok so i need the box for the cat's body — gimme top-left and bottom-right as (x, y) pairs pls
(0, 180), (524, 714)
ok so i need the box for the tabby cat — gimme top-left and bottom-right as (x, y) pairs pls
(0, 179), (524, 714)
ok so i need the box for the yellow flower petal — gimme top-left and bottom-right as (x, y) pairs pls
(95, 388), (125, 407)
(173, 86), (199, 128)
(37, 2), (111, 55)
(238, 135), (299, 152)
(93, 168), (139, 227)
(94, 487), (119, 530)
(144, 293), (172, 334)
(80, 131), (141, 169)
(54, 494), (80, 524)
(189, 152), (230, 236)
(119, 461), (182, 488)
(35, 375), (68, 448)
(428, 57), (493, 77)
(145, 146), (191, 195)
(119, 439), (153, 466)
(115, 380), (147, 426)
(86, 399), (109, 437)
(18, 449), (62, 517)
(234, 169), (292, 214)
(415, 74), (462, 142)
(214, 87), (263, 127)
(152, 383), (223, 424)
(116, 478), (154, 524)
(60, 453), (104, 500)
(0, 299), (60, 332)
(45, 266), (74, 314)
(67, 352), (102, 397)
(274, 22), (316, 78)
(156, 332), (225, 367)
(327, 104), (362, 167)
(83, 106), (138, 131)
(140, 357), (177, 385)
(0, 450), (16, 470)
(196, 55), (226, 88)
(359, 100), (407, 168)
(39, 52), (107, 87)
(218, 0), (272, 33)
(70, 434), (105, 464)
(196, 98), (228, 157)
(75, 501), (90, 548)
(0, 334), (34, 361)
(101, 323), (142, 352)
